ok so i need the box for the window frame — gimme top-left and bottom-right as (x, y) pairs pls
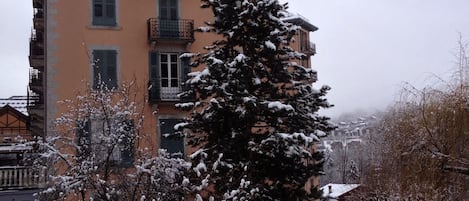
(76, 118), (134, 167)
(91, 0), (118, 27)
(91, 48), (119, 90)
(299, 29), (309, 52)
(160, 53), (180, 89)
(158, 118), (185, 157)
(149, 52), (191, 102)
(158, 0), (179, 20)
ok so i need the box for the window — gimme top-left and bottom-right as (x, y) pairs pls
(92, 0), (116, 26)
(161, 53), (179, 88)
(92, 50), (117, 89)
(299, 30), (309, 52)
(148, 52), (190, 102)
(159, 119), (184, 156)
(159, 0), (178, 20)
(77, 119), (134, 167)
(159, 0), (179, 37)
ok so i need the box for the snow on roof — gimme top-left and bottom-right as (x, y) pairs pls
(282, 12), (318, 32)
(321, 183), (360, 198)
(0, 96), (29, 115)
(0, 144), (33, 153)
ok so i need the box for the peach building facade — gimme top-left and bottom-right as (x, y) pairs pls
(28, 0), (319, 190)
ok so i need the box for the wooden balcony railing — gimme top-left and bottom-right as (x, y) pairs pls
(0, 166), (45, 190)
(147, 18), (194, 44)
(29, 33), (44, 69)
(301, 42), (316, 56)
(33, 8), (44, 30)
(29, 69), (43, 95)
(30, 69), (42, 83)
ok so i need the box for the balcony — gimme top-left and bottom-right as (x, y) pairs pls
(0, 166), (45, 190)
(147, 18), (194, 44)
(27, 111), (44, 138)
(28, 103), (44, 118)
(33, 0), (44, 9)
(27, 89), (44, 138)
(29, 69), (44, 94)
(33, 9), (44, 30)
(148, 79), (182, 103)
(311, 70), (318, 82)
(29, 34), (44, 70)
(301, 42), (316, 56)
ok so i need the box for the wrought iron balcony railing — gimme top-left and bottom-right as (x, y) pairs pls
(147, 18), (194, 43)
(148, 79), (182, 103)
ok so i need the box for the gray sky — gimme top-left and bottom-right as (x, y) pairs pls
(1, 1), (469, 118)
(285, 0), (469, 117)
(0, 1), (31, 99)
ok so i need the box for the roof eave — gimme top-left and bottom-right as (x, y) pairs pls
(284, 17), (318, 32)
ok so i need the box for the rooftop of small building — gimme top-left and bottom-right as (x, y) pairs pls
(0, 96), (29, 115)
(321, 183), (361, 199)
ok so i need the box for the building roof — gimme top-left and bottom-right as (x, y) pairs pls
(321, 183), (361, 199)
(283, 13), (318, 32)
(0, 144), (33, 153)
(0, 96), (29, 115)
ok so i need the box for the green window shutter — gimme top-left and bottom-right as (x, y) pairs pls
(149, 52), (160, 102)
(159, 119), (184, 157)
(170, 0), (178, 20)
(106, 50), (117, 89)
(180, 56), (190, 84)
(180, 55), (194, 101)
(120, 120), (134, 167)
(159, 0), (179, 38)
(93, 50), (117, 89)
(159, 0), (178, 20)
(93, 0), (116, 26)
(105, 0), (115, 19)
(92, 50), (105, 89)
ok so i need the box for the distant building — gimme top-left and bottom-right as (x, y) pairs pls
(0, 96), (29, 115)
(0, 98), (45, 199)
(320, 183), (361, 201)
(319, 116), (378, 152)
(318, 116), (379, 185)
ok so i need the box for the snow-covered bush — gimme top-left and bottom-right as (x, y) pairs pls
(34, 82), (189, 201)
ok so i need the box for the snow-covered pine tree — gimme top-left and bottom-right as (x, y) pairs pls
(177, 0), (334, 200)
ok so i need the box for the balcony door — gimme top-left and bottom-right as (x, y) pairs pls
(159, 0), (179, 38)
(160, 53), (180, 100)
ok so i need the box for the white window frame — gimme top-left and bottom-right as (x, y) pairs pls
(159, 53), (181, 100)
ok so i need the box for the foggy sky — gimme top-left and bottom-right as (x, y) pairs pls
(285, 0), (469, 117)
(1, 0), (469, 118)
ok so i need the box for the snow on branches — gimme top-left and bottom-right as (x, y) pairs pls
(176, 0), (334, 200)
(34, 82), (189, 201)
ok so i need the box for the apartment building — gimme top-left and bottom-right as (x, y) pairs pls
(28, 0), (319, 197)
(29, 0), (317, 157)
